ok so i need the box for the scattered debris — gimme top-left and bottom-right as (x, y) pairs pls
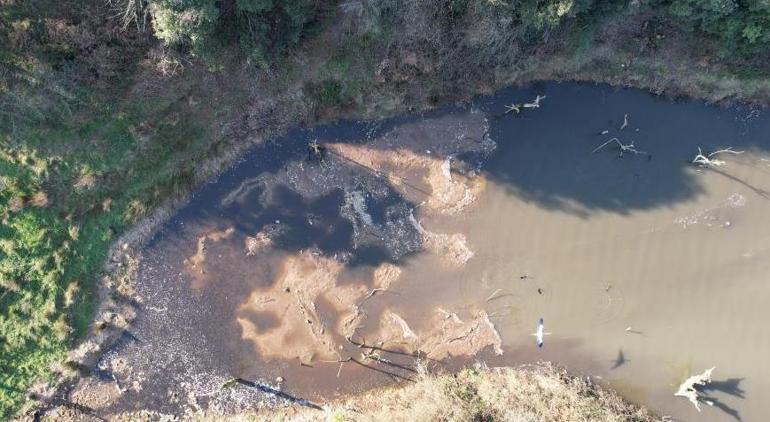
(675, 367), (716, 411)
(330, 143), (486, 216)
(245, 231), (273, 256)
(308, 139), (326, 160)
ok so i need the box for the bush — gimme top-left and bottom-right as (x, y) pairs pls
(659, 0), (770, 56)
(305, 79), (347, 107)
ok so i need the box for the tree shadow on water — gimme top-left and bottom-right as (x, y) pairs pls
(478, 83), (770, 216)
(696, 377), (746, 421)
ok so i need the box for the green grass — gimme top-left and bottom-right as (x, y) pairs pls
(0, 77), (221, 417)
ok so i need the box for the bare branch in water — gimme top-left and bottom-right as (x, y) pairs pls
(523, 95), (546, 109)
(504, 95), (546, 115)
(675, 367), (716, 412)
(592, 138), (648, 157)
(692, 147), (744, 168)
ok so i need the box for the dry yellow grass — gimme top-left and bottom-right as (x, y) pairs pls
(206, 364), (655, 422)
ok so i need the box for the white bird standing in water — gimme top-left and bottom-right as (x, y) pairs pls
(532, 317), (551, 348)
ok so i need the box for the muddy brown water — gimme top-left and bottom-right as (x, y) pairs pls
(95, 82), (770, 421)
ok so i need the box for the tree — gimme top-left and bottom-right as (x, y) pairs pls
(149, 0), (325, 66)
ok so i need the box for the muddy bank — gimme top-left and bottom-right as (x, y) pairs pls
(253, 364), (656, 422)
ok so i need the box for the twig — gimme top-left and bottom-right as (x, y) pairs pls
(357, 288), (386, 307)
(592, 138), (648, 157)
(619, 113), (629, 131)
(504, 104), (521, 114)
(485, 289), (503, 302)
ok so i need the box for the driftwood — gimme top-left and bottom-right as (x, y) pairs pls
(619, 113), (629, 131)
(523, 95), (546, 109)
(675, 366), (716, 411)
(504, 95), (546, 115)
(692, 147), (744, 168)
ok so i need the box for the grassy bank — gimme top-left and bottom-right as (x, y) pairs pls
(2, 0), (770, 418)
(0, 3), (251, 415)
(213, 364), (655, 422)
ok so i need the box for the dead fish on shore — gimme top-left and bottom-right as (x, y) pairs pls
(532, 317), (551, 348)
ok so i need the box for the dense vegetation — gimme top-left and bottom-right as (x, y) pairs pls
(663, 0), (770, 56)
(1, 0), (769, 418)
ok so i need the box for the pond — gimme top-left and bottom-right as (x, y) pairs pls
(96, 82), (770, 421)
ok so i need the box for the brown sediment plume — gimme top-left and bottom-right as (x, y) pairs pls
(328, 143), (486, 216)
(373, 308), (504, 359)
(236, 252), (498, 364)
(237, 252), (343, 364)
(421, 309), (503, 359)
(236, 253), (403, 364)
(183, 226), (235, 289)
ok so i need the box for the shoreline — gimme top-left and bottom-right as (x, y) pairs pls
(14, 11), (770, 417)
(32, 77), (759, 420)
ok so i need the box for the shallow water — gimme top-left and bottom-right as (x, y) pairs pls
(101, 82), (770, 421)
